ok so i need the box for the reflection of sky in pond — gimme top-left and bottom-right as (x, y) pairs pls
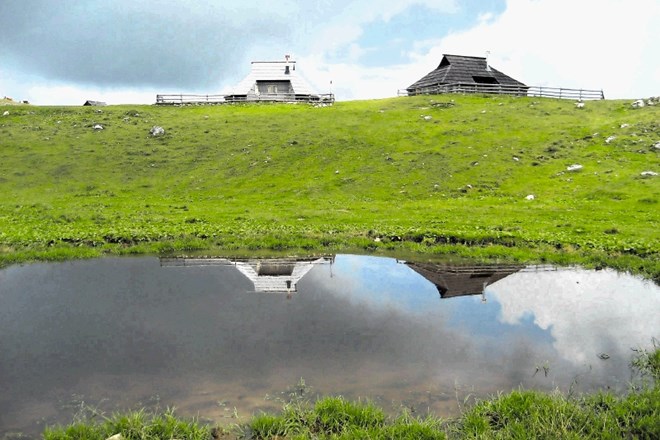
(325, 254), (554, 343)
(488, 268), (660, 367)
(1, 255), (658, 438)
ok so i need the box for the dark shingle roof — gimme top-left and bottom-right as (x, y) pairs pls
(407, 54), (527, 91)
(406, 263), (524, 299)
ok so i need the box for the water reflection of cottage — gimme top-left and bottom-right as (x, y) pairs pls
(405, 263), (524, 298)
(160, 257), (331, 293)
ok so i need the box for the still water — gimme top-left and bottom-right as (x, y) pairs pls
(1, 255), (658, 437)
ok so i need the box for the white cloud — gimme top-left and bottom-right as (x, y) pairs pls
(488, 269), (660, 366)
(415, 0), (660, 98)
(304, 0), (660, 100)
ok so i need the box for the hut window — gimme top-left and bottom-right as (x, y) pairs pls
(257, 80), (292, 94)
(472, 76), (499, 84)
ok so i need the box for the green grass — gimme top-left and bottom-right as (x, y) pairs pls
(43, 348), (660, 439)
(0, 95), (658, 280)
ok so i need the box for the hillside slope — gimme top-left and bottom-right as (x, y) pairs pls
(0, 96), (658, 278)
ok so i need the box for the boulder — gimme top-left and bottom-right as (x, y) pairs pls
(605, 136), (616, 144)
(567, 164), (583, 172)
(640, 171), (658, 177)
(575, 101), (585, 109)
(150, 125), (165, 136)
(106, 435), (124, 440)
(2, 111), (8, 116)
(631, 99), (645, 109)
(93, 124), (103, 130)
(525, 194), (535, 200)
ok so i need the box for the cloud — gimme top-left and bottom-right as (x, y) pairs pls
(419, 0), (660, 98)
(0, 0), (295, 89)
(1, 0), (658, 104)
(488, 268), (660, 367)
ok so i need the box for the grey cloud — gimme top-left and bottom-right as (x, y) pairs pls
(0, 1), (301, 89)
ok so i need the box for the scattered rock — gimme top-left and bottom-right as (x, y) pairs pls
(93, 124), (104, 130)
(631, 99), (645, 109)
(640, 171), (658, 177)
(374, 237), (381, 243)
(605, 136), (616, 144)
(150, 125), (165, 136)
(525, 194), (535, 200)
(106, 434), (124, 440)
(567, 164), (583, 172)
(2, 111), (8, 116)
(575, 101), (585, 109)
(652, 141), (660, 151)
(597, 353), (610, 360)
(335, 170), (339, 174)
(513, 156), (520, 161)
(422, 115), (432, 121)
(620, 123), (629, 128)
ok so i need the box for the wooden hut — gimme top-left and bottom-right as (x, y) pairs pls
(83, 100), (107, 106)
(225, 56), (329, 102)
(406, 54), (528, 96)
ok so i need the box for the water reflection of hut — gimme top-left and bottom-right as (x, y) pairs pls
(234, 258), (329, 293)
(160, 257), (331, 293)
(405, 263), (524, 298)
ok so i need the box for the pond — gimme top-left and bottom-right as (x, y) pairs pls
(1, 255), (658, 437)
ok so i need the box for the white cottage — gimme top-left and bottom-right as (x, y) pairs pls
(225, 56), (328, 102)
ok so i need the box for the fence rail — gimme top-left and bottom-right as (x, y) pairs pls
(156, 93), (335, 105)
(399, 83), (604, 100)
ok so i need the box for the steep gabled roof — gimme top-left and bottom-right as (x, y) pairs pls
(407, 54), (527, 91)
(227, 60), (318, 97)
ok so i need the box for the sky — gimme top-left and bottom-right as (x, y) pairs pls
(1, 0), (658, 105)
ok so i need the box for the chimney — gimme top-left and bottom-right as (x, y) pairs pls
(284, 54), (291, 74)
(485, 50), (491, 72)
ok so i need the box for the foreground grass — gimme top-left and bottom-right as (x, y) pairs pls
(44, 348), (660, 439)
(1, 96), (658, 280)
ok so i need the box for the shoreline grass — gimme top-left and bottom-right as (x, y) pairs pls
(42, 347), (660, 439)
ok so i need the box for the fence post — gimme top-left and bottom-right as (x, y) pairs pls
(579, 89), (583, 101)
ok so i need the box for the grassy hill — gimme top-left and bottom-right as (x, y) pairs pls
(0, 95), (658, 279)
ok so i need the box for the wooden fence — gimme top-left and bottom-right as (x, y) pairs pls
(156, 93), (335, 105)
(399, 83), (604, 100)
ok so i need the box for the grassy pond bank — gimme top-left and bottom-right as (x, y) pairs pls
(0, 95), (658, 281)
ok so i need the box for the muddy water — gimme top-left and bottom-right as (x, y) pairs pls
(1, 255), (658, 437)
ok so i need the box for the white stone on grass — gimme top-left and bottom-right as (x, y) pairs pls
(567, 164), (583, 172)
(150, 125), (165, 136)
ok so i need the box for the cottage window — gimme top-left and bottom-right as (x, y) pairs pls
(472, 76), (499, 84)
